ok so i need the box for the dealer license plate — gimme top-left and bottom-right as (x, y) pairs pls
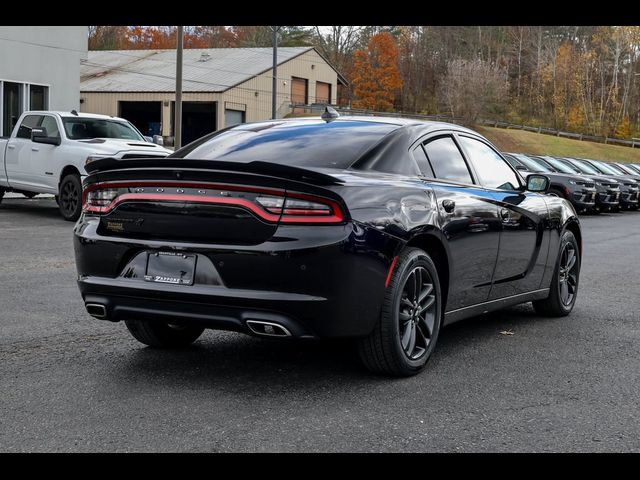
(144, 252), (196, 285)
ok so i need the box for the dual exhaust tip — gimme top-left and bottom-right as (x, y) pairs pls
(85, 303), (292, 338)
(246, 320), (291, 337)
(85, 303), (107, 319)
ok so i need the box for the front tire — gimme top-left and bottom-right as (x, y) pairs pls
(357, 247), (442, 377)
(58, 174), (82, 221)
(125, 320), (204, 348)
(533, 230), (580, 317)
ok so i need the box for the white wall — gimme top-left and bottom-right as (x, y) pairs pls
(0, 26), (88, 111)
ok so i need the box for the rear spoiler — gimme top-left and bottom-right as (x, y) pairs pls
(85, 157), (343, 186)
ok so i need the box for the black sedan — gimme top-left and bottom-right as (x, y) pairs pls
(74, 115), (582, 376)
(502, 152), (596, 213)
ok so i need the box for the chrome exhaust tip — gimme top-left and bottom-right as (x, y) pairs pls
(85, 303), (107, 319)
(246, 320), (292, 337)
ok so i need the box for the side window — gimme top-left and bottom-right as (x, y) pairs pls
(40, 116), (60, 139)
(412, 145), (434, 177)
(16, 115), (43, 139)
(458, 136), (520, 191)
(423, 136), (473, 184)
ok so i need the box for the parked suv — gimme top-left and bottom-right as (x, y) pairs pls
(577, 159), (639, 211)
(503, 153), (596, 213)
(537, 156), (621, 213)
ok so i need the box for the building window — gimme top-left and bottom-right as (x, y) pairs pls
(315, 81), (331, 105)
(1, 82), (49, 136)
(2, 82), (23, 137)
(224, 109), (245, 128)
(30, 85), (49, 110)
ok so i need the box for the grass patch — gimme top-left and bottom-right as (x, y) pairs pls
(475, 126), (640, 163)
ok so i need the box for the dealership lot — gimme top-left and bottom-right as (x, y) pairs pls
(1, 197), (639, 452)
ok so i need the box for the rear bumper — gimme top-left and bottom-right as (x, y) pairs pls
(74, 217), (402, 339)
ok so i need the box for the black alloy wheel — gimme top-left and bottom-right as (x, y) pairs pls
(557, 241), (578, 307)
(398, 266), (437, 360)
(59, 174), (82, 221)
(357, 247), (442, 376)
(533, 230), (580, 317)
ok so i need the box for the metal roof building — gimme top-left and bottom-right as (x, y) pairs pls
(80, 47), (345, 145)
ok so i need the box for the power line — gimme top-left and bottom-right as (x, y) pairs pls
(0, 35), (88, 55)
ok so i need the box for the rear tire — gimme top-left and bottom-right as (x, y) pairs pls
(357, 247), (442, 377)
(125, 320), (204, 348)
(58, 173), (82, 221)
(0, 188), (4, 204)
(533, 230), (580, 317)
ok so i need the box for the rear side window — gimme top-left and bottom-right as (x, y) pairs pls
(16, 115), (43, 139)
(412, 145), (434, 177)
(458, 136), (520, 191)
(423, 136), (473, 184)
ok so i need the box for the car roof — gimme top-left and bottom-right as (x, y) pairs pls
(27, 111), (129, 122)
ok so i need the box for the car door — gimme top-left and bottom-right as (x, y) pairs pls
(456, 134), (549, 300)
(30, 114), (62, 192)
(4, 114), (43, 188)
(414, 134), (501, 311)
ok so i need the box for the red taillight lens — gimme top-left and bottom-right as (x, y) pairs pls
(82, 182), (345, 224)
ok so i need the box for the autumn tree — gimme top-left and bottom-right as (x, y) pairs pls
(438, 58), (508, 123)
(351, 32), (403, 111)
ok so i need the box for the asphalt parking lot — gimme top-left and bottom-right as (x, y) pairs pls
(1, 196), (639, 452)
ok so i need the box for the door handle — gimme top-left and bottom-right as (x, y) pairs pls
(7, 144), (15, 149)
(31, 147), (39, 152)
(442, 199), (456, 213)
(500, 208), (510, 220)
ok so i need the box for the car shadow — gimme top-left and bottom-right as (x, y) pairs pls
(0, 198), (63, 220)
(104, 303), (552, 389)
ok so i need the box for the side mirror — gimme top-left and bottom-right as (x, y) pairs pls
(31, 127), (61, 146)
(526, 174), (550, 193)
(152, 134), (164, 146)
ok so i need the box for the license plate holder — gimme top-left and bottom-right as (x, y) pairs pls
(144, 252), (196, 285)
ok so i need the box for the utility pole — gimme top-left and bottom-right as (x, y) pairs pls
(271, 26), (279, 120)
(175, 25), (184, 149)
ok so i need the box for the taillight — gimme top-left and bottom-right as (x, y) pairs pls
(82, 182), (345, 224)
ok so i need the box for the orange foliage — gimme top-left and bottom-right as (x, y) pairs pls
(352, 32), (403, 111)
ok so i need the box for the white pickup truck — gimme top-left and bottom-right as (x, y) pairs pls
(0, 111), (172, 221)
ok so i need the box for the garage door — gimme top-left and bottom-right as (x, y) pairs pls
(316, 82), (331, 104)
(291, 77), (308, 105)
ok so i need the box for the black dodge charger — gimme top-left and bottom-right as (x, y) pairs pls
(74, 115), (582, 376)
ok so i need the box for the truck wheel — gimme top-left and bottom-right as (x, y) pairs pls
(59, 174), (82, 221)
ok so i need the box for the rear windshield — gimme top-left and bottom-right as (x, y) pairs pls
(62, 117), (144, 141)
(171, 120), (398, 169)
